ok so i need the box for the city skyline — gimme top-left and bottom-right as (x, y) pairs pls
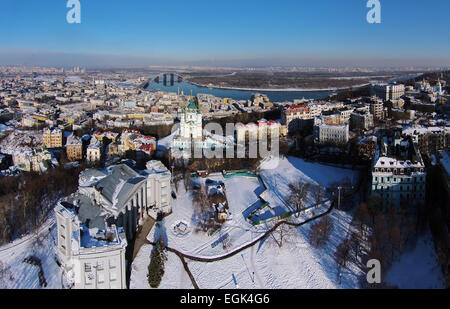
(1, 0), (449, 68)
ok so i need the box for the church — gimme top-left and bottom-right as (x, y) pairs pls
(172, 97), (227, 158)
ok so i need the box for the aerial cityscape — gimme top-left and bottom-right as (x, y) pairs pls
(0, 0), (449, 296)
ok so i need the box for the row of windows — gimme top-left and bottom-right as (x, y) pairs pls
(374, 176), (425, 183)
(84, 261), (117, 273)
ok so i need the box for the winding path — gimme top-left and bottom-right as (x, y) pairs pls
(145, 201), (336, 289)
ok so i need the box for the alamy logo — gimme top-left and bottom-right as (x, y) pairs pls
(366, 259), (381, 284)
(366, 0), (381, 24)
(66, 0), (81, 24)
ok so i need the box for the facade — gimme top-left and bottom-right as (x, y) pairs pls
(368, 97), (385, 121)
(281, 104), (310, 133)
(55, 201), (127, 289)
(87, 138), (102, 163)
(350, 110), (374, 131)
(370, 135), (426, 208)
(43, 128), (63, 148)
(281, 102), (346, 133)
(357, 136), (377, 159)
(55, 161), (172, 289)
(313, 116), (349, 145)
(66, 134), (83, 161)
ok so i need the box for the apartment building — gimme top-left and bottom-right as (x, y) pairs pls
(43, 128), (63, 148)
(66, 134), (83, 161)
(371, 83), (405, 101)
(313, 116), (349, 145)
(370, 134), (426, 208)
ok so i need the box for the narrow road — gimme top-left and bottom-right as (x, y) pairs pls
(132, 217), (156, 261)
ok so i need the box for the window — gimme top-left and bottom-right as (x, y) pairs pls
(109, 260), (116, 269)
(110, 272), (117, 282)
(85, 263), (92, 272)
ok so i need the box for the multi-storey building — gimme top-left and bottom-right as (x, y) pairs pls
(350, 110), (374, 131)
(87, 138), (102, 163)
(13, 147), (53, 172)
(43, 128), (63, 148)
(368, 97), (385, 121)
(55, 161), (171, 289)
(313, 116), (349, 145)
(281, 104), (310, 133)
(66, 134), (83, 161)
(370, 134), (426, 208)
(371, 83), (405, 101)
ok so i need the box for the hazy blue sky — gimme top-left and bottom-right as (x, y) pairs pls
(1, 0), (449, 67)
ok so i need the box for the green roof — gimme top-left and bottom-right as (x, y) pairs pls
(186, 98), (198, 110)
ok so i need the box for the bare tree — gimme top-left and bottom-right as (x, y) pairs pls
(349, 231), (362, 262)
(335, 239), (351, 269)
(184, 170), (192, 192)
(311, 184), (325, 206)
(192, 186), (218, 233)
(309, 217), (334, 248)
(287, 181), (311, 216)
(268, 221), (297, 248)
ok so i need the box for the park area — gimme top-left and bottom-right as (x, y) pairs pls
(130, 156), (365, 289)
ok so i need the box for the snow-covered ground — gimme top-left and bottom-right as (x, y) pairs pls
(131, 156), (362, 289)
(0, 218), (62, 289)
(130, 244), (193, 289)
(385, 231), (444, 289)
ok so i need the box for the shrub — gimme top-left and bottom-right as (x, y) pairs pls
(147, 238), (167, 288)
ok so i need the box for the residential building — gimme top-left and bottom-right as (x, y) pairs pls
(371, 83), (405, 101)
(370, 134), (426, 208)
(87, 138), (102, 163)
(368, 97), (385, 121)
(43, 128), (63, 148)
(350, 110), (374, 131)
(281, 104), (311, 133)
(313, 116), (349, 145)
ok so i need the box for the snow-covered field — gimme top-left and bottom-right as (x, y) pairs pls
(131, 156), (363, 289)
(386, 231), (444, 289)
(0, 218), (62, 289)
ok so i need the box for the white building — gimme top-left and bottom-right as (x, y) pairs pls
(313, 117), (349, 145)
(87, 138), (102, 163)
(55, 161), (172, 289)
(172, 98), (226, 156)
(179, 98), (203, 140)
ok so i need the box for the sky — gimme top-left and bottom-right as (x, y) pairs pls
(0, 0), (449, 68)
